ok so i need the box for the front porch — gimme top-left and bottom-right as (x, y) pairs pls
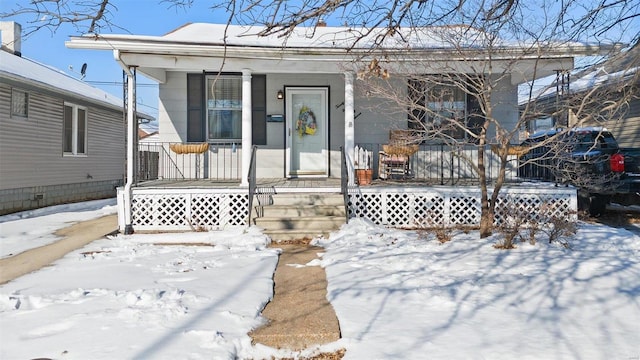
(118, 177), (577, 233)
(137, 141), (522, 184)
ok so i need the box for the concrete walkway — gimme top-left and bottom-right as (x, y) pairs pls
(0, 217), (343, 354)
(250, 244), (342, 350)
(0, 214), (118, 284)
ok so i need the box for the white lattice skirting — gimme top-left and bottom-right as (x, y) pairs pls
(348, 186), (577, 228)
(117, 186), (576, 232)
(118, 188), (249, 231)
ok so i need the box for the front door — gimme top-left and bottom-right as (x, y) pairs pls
(285, 87), (329, 177)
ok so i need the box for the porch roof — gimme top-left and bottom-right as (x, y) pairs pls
(66, 23), (623, 83)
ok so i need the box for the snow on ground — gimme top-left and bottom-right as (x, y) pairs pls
(0, 198), (117, 258)
(1, 201), (639, 359)
(318, 219), (640, 359)
(0, 228), (279, 360)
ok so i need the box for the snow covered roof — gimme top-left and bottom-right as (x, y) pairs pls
(72, 22), (615, 55)
(569, 66), (638, 93)
(67, 23), (622, 84)
(160, 23), (496, 49)
(0, 50), (122, 110)
(522, 45), (639, 104)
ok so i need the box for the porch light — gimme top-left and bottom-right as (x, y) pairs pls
(277, 89), (284, 99)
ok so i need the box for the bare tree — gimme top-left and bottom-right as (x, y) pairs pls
(4, 0), (637, 236)
(0, 0), (118, 37)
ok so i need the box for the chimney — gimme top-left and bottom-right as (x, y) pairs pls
(0, 21), (22, 56)
(317, 18), (327, 27)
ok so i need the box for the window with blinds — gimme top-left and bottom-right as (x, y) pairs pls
(408, 77), (475, 141)
(207, 76), (242, 140)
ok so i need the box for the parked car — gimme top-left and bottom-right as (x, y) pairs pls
(519, 127), (640, 216)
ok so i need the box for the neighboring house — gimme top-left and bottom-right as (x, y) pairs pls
(523, 44), (639, 148)
(0, 21), (152, 215)
(139, 128), (158, 141)
(66, 23), (611, 232)
(138, 127), (160, 181)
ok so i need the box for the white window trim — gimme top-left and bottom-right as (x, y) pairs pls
(63, 102), (88, 157)
(206, 75), (243, 141)
(11, 88), (29, 118)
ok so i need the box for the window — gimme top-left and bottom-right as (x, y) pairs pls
(408, 77), (481, 141)
(206, 76), (242, 140)
(63, 103), (87, 155)
(187, 73), (266, 144)
(11, 88), (28, 117)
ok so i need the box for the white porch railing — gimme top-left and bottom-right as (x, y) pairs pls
(117, 185), (576, 232)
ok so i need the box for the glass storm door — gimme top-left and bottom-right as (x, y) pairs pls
(285, 87), (329, 177)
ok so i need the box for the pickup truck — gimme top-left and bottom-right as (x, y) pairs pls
(518, 127), (640, 216)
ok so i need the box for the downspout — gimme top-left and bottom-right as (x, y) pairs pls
(115, 50), (136, 234)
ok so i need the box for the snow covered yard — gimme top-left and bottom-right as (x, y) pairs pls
(0, 228), (280, 359)
(319, 219), (640, 359)
(1, 201), (639, 359)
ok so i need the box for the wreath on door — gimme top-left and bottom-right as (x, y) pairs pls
(296, 105), (317, 137)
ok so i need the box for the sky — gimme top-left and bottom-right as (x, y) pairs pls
(0, 1), (232, 125)
(1, 1), (637, 125)
(1, 199), (639, 359)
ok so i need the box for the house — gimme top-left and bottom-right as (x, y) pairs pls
(138, 126), (160, 181)
(0, 21), (152, 215)
(66, 23), (613, 234)
(522, 43), (639, 147)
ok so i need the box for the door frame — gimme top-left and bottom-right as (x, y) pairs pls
(284, 86), (330, 178)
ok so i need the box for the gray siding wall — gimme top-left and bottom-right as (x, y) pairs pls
(158, 72), (350, 178)
(352, 75), (519, 144)
(0, 82), (125, 213)
(605, 97), (640, 148)
(156, 72), (520, 178)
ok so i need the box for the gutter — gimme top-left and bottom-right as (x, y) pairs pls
(114, 49), (136, 235)
(67, 36), (625, 63)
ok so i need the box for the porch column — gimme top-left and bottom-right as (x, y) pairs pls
(123, 66), (136, 234)
(344, 71), (356, 185)
(241, 69), (252, 187)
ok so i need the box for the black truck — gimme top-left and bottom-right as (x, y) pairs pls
(519, 127), (640, 216)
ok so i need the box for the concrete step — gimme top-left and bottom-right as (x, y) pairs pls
(257, 193), (344, 206)
(262, 229), (332, 242)
(252, 192), (346, 242)
(254, 216), (345, 231)
(256, 204), (346, 217)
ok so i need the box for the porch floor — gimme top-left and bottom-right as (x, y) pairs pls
(135, 177), (529, 190)
(135, 178), (343, 191)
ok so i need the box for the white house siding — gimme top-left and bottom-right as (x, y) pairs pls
(0, 82), (124, 215)
(262, 73), (347, 178)
(491, 75), (520, 142)
(353, 77), (409, 146)
(158, 71), (187, 143)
